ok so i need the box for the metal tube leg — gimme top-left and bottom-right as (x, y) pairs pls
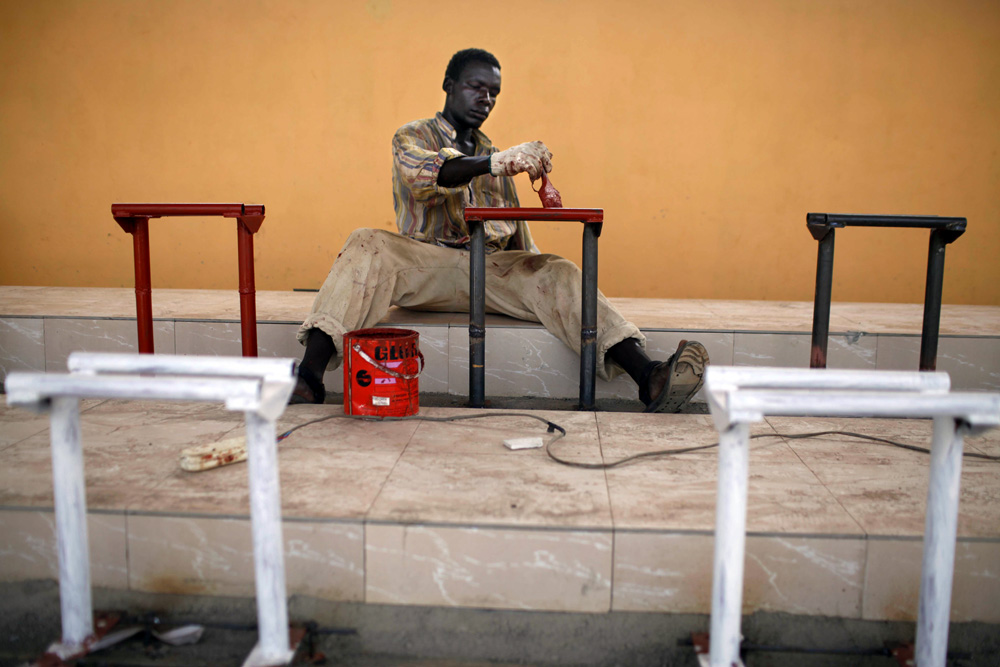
(469, 220), (486, 408)
(915, 416), (965, 667)
(810, 230), (835, 368)
(579, 223), (599, 410)
(245, 412), (291, 663)
(709, 421), (750, 667)
(237, 222), (259, 358)
(50, 397), (94, 649)
(920, 230), (948, 372)
(131, 218), (155, 354)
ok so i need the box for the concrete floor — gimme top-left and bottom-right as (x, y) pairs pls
(3, 580), (1000, 666)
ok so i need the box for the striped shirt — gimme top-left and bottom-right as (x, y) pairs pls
(392, 113), (537, 253)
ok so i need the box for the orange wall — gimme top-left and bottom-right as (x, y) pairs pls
(1, 0), (998, 304)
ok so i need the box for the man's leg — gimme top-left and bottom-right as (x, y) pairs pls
(292, 229), (472, 403)
(481, 251), (708, 412)
(606, 337), (710, 413)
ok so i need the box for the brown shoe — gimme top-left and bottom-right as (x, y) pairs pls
(640, 340), (709, 413)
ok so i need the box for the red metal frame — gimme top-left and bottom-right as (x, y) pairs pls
(464, 206), (604, 223)
(112, 203), (266, 357)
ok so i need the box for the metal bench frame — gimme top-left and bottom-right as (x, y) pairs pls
(112, 203), (266, 357)
(464, 207), (604, 410)
(806, 213), (966, 370)
(703, 366), (999, 667)
(6, 353), (298, 667)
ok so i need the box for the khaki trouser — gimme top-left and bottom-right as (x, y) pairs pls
(298, 228), (643, 381)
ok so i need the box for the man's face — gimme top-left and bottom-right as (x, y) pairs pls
(444, 60), (501, 130)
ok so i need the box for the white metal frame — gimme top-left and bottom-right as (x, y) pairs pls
(5, 353), (298, 667)
(702, 366), (1000, 667)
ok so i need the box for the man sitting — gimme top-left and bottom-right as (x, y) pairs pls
(292, 48), (708, 411)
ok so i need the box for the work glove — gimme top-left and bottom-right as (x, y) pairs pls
(489, 141), (553, 180)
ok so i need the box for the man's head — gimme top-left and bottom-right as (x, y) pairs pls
(442, 48), (502, 131)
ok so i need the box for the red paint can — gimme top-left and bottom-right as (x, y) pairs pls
(343, 328), (423, 417)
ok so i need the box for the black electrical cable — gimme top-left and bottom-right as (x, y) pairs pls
(547, 429), (1000, 470)
(275, 412), (999, 469)
(278, 410), (567, 448)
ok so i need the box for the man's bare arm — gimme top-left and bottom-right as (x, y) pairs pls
(437, 156), (491, 187)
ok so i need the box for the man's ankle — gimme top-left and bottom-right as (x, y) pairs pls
(607, 337), (653, 385)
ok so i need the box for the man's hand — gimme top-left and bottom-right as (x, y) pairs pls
(490, 141), (553, 180)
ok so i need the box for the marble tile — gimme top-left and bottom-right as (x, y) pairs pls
(279, 520), (365, 601)
(125, 448), (398, 520)
(612, 532), (714, 614)
(765, 417), (936, 466)
(125, 509), (360, 601)
(217, 290), (316, 322)
(700, 300), (862, 334)
(368, 448), (612, 529)
(875, 335), (925, 373)
(445, 312), (548, 329)
(806, 461), (1000, 538)
(4, 287), (997, 336)
(365, 523), (612, 612)
(121, 401), (413, 518)
(44, 318), (175, 370)
(965, 426), (1000, 459)
(128, 514), (253, 597)
(876, 335), (1000, 390)
(402, 407), (600, 462)
(0, 317), (45, 387)
(125, 457), (254, 517)
(173, 321), (243, 357)
(255, 321), (305, 359)
(447, 326), (582, 399)
(598, 412), (796, 464)
(0, 401), (242, 510)
(734, 331), (877, 369)
(0, 509), (128, 589)
(940, 336), (999, 389)
(863, 538), (1000, 623)
(0, 396), (52, 449)
(613, 532), (865, 618)
(606, 456), (863, 535)
(702, 300), (808, 332)
(835, 302), (1000, 336)
(611, 298), (727, 331)
(378, 307), (454, 327)
(0, 287), (140, 318)
(276, 404), (419, 454)
(796, 419), (1000, 541)
(151, 291), (245, 321)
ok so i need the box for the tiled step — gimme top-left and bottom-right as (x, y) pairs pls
(0, 287), (1000, 398)
(1, 287), (998, 395)
(1, 399), (998, 623)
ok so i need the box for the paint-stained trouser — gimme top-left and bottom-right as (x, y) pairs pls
(297, 228), (643, 381)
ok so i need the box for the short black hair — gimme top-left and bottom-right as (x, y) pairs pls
(444, 48), (500, 84)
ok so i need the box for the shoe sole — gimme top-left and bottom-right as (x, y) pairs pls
(644, 340), (709, 413)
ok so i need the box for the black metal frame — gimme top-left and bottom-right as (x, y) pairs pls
(465, 207), (604, 410)
(806, 213), (966, 371)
